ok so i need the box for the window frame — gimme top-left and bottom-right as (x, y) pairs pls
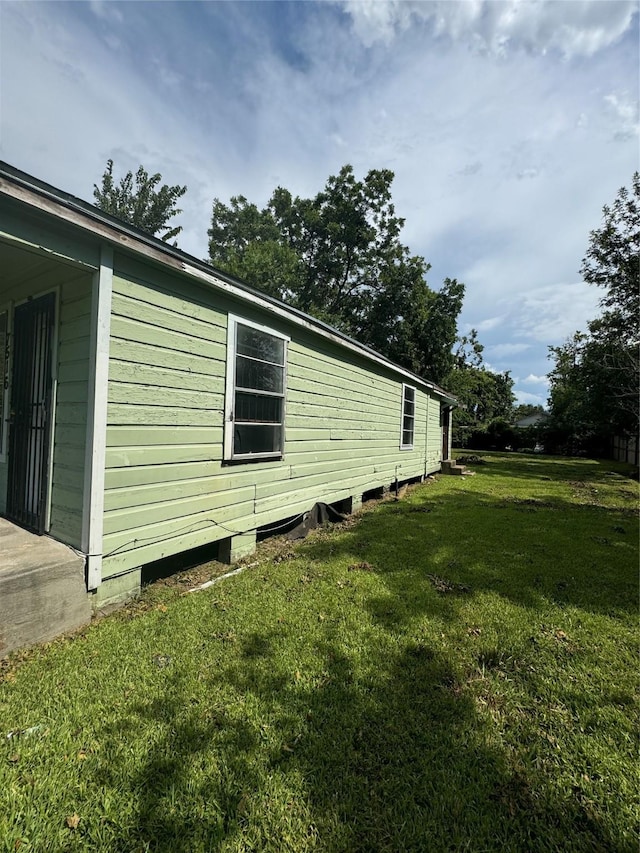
(224, 314), (289, 462)
(400, 383), (416, 450)
(0, 304), (11, 463)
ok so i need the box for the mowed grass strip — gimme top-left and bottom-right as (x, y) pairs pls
(0, 453), (637, 852)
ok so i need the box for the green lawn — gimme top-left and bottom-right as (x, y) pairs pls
(1, 453), (638, 852)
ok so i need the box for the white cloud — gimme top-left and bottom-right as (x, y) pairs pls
(341, 0), (638, 58)
(473, 315), (504, 333)
(513, 283), (602, 344)
(521, 373), (549, 385)
(604, 92), (640, 141)
(486, 342), (532, 357)
(0, 0), (637, 395)
(88, 1), (123, 24)
(515, 389), (548, 406)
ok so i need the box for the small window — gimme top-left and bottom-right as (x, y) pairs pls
(0, 309), (8, 459)
(224, 315), (289, 460)
(400, 384), (415, 449)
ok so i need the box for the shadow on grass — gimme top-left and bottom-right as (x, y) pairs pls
(297, 484), (637, 621)
(97, 634), (629, 852)
(86, 461), (636, 852)
(455, 452), (637, 485)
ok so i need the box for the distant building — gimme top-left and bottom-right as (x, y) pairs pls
(515, 412), (549, 429)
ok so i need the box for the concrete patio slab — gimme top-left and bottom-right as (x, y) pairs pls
(0, 518), (90, 657)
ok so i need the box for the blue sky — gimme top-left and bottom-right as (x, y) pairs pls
(1, 0), (638, 405)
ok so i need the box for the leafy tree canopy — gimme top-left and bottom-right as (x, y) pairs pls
(512, 404), (546, 422)
(548, 174), (640, 451)
(94, 159), (187, 243)
(580, 171), (639, 339)
(445, 329), (515, 444)
(208, 165), (463, 384)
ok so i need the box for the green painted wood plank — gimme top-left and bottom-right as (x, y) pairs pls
(48, 508), (83, 548)
(108, 381), (222, 411)
(288, 452), (423, 480)
(111, 292), (227, 345)
(61, 277), (92, 301)
(284, 427), (332, 442)
(284, 437), (392, 455)
(108, 360), (224, 392)
(254, 464), (376, 501)
(59, 296), (91, 323)
(102, 517), (234, 577)
(56, 381), (89, 405)
(287, 363), (394, 396)
(58, 362), (90, 384)
(112, 275), (227, 333)
(329, 428), (398, 441)
(109, 338), (225, 375)
(253, 481), (372, 526)
(103, 484), (256, 536)
(286, 396), (400, 425)
(52, 446), (86, 469)
(104, 459), (295, 491)
(106, 425), (222, 448)
(106, 443), (222, 468)
(102, 496), (255, 557)
(104, 465), (293, 511)
(55, 403), (87, 426)
(52, 464), (85, 488)
(110, 315), (224, 360)
(58, 315), (91, 343)
(288, 345), (399, 391)
(59, 339), (91, 364)
(53, 424), (87, 447)
(50, 484), (83, 513)
(107, 403), (222, 427)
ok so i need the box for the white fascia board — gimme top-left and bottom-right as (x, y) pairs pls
(82, 245), (113, 590)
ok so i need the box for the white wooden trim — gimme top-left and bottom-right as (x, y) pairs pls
(82, 245), (113, 589)
(0, 302), (12, 463)
(399, 383), (416, 450)
(44, 287), (60, 532)
(224, 314), (289, 462)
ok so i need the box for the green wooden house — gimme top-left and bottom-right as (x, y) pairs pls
(0, 162), (455, 651)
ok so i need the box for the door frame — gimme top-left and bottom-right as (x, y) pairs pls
(441, 405), (451, 462)
(5, 287), (59, 533)
(0, 300), (13, 464)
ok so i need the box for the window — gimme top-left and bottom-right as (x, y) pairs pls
(400, 384), (415, 449)
(224, 315), (289, 460)
(0, 309), (8, 460)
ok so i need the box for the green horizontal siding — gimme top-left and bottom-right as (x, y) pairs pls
(103, 255), (445, 578)
(0, 257), (90, 545)
(48, 275), (92, 548)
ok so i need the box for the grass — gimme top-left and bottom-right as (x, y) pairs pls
(1, 452), (638, 852)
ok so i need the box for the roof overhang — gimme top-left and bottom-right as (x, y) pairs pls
(0, 161), (457, 404)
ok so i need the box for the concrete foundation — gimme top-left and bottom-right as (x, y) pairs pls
(92, 568), (142, 611)
(218, 530), (257, 564)
(0, 518), (91, 657)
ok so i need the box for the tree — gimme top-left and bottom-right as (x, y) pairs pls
(94, 159), (187, 242)
(208, 165), (463, 383)
(547, 174), (640, 453)
(580, 172), (639, 335)
(445, 329), (515, 446)
(512, 403), (546, 423)
(446, 366), (515, 447)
